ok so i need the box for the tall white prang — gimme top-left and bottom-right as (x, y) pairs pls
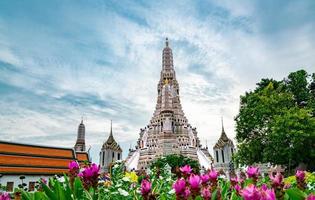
(125, 38), (213, 171)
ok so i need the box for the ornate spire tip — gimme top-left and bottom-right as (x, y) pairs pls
(165, 37), (169, 47)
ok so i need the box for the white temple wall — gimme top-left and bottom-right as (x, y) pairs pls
(0, 175), (51, 192)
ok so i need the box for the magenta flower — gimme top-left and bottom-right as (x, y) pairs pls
(69, 161), (79, 171)
(234, 184), (241, 194)
(261, 184), (268, 191)
(200, 174), (210, 184)
(295, 170), (305, 182)
(208, 169), (218, 181)
(140, 179), (152, 196)
(40, 178), (47, 185)
(230, 176), (238, 185)
(241, 184), (261, 200)
(307, 194), (315, 200)
(269, 172), (283, 187)
(201, 188), (211, 199)
(246, 166), (260, 179)
(184, 187), (191, 199)
(260, 187), (276, 200)
(173, 178), (186, 195)
(0, 193), (10, 200)
(188, 174), (201, 190)
(180, 165), (192, 175)
(78, 163), (100, 189)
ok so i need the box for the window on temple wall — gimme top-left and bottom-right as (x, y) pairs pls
(6, 182), (13, 192)
(29, 182), (35, 191)
(221, 150), (225, 163)
(216, 151), (219, 163)
(118, 153), (121, 160)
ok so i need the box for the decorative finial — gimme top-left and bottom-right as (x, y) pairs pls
(81, 116), (83, 124)
(221, 116), (225, 132)
(165, 37), (169, 47)
(110, 120), (113, 135)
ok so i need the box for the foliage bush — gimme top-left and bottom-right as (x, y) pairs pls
(1, 161), (314, 200)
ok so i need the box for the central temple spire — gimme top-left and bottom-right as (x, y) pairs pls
(162, 37), (174, 70)
(125, 38), (213, 170)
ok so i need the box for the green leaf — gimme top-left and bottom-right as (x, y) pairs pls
(42, 182), (58, 200)
(55, 181), (66, 200)
(34, 192), (48, 200)
(195, 196), (203, 200)
(21, 190), (32, 200)
(285, 188), (307, 200)
(211, 189), (217, 200)
(73, 177), (84, 199)
(63, 175), (73, 200)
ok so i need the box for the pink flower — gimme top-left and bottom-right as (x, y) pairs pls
(40, 178), (47, 185)
(0, 193), (10, 200)
(241, 184), (261, 200)
(261, 188), (276, 200)
(78, 163), (100, 189)
(307, 194), (315, 200)
(201, 188), (211, 199)
(184, 187), (191, 199)
(246, 166), (260, 179)
(261, 184), (268, 191)
(234, 184), (242, 194)
(140, 179), (151, 196)
(173, 178), (186, 195)
(200, 174), (210, 184)
(180, 165), (192, 175)
(69, 161), (79, 171)
(230, 176), (238, 185)
(295, 170), (305, 182)
(188, 174), (201, 190)
(269, 172), (283, 187)
(208, 169), (218, 181)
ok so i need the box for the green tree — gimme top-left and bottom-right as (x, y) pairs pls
(150, 154), (200, 174)
(235, 70), (315, 171)
(287, 70), (310, 105)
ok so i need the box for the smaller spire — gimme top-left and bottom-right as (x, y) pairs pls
(165, 37), (169, 47)
(220, 117), (228, 139)
(110, 120), (113, 136)
(221, 116), (225, 133)
(81, 116), (84, 124)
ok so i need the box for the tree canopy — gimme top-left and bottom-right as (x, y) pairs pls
(235, 70), (315, 172)
(150, 154), (200, 174)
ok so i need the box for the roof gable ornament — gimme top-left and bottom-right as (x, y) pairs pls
(102, 120), (122, 152)
(213, 117), (234, 149)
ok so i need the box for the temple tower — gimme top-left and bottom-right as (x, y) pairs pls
(125, 38), (212, 170)
(213, 118), (235, 172)
(74, 119), (86, 152)
(100, 121), (122, 173)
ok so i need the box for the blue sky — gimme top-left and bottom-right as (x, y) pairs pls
(0, 0), (314, 163)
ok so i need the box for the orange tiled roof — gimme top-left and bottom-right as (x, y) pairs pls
(0, 154), (72, 168)
(76, 152), (89, 162)
(0, 141), (90, 175)
(0, 142), (74, 158)
(0, 166), (67, 175)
